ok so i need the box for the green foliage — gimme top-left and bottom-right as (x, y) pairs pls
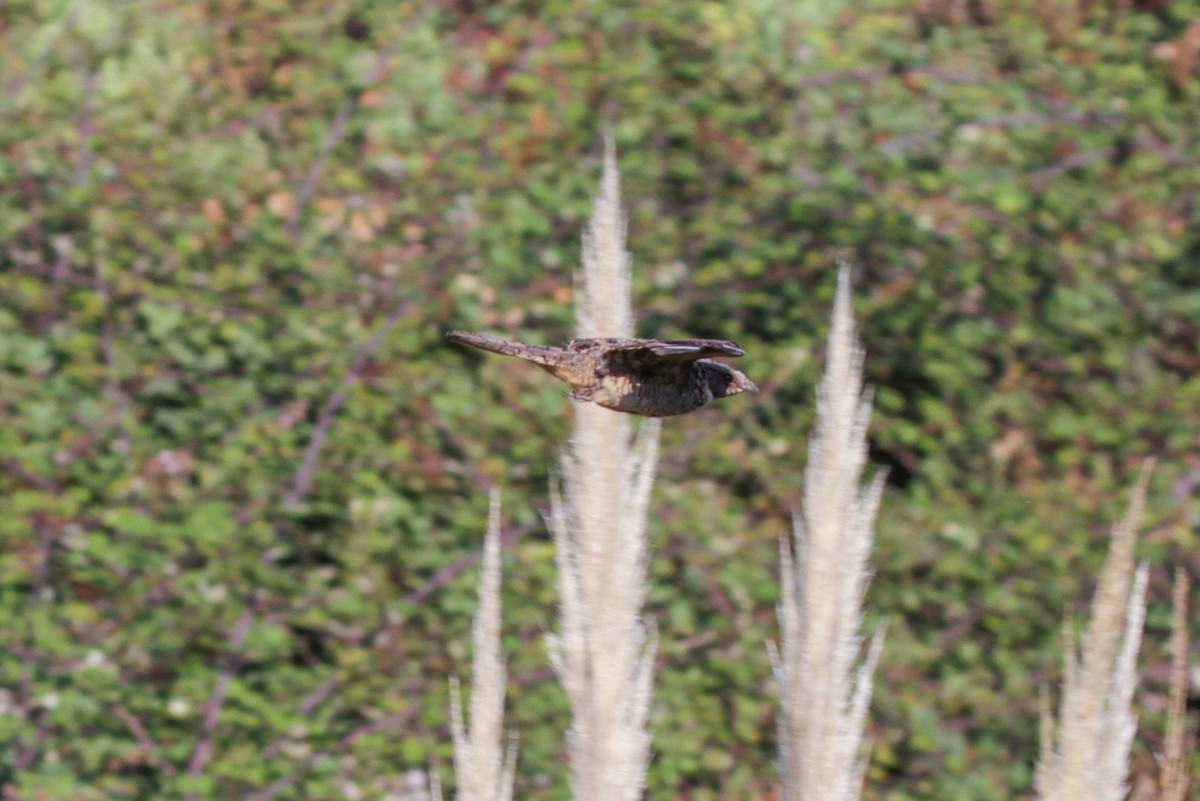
(2, 0), (1199, 798)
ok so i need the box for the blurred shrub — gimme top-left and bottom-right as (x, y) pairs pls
(1, 0), (1198, 798)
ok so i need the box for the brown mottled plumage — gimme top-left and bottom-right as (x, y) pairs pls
(447, 330), (757, 417)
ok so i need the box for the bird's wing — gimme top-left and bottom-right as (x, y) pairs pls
(605, 338), (746, 367)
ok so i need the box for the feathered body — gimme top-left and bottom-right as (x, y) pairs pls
(447, 331), (757, 417)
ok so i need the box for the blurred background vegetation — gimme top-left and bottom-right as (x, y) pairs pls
(2, 0), (1199, 798)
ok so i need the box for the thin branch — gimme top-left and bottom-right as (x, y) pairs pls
(282, 300), (414, 511)
(237, 295), (419, 791)
(1172, 465), (1200, 500)
(1028, 145), (1119, 182)
(95, 251), (133, 455)
(71, 70), (98, 189)
(297, 675), (340, 717)
(881, 109), (1124, 156)
(13, 517), (56, 771)
(114, 703), (173, 776)
(184, 606), (255, 798)
(285, 3), (432, 244)
(0, 5), (81, 120)
(287, 100), (353, 244)
(1030, 135), (1189, 184)
(405, 522), (533, 606)
(2, 459), (60, 492)
(259, 674), (343, 761)
(243, 709), (420, 801)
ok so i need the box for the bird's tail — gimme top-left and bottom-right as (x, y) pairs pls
(446, 330), (562, 366)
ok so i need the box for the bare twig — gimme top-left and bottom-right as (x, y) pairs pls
(1172, 465), (1200, 500)
(881, 109), (1123, 156)
(244, 709), (420, 801)
(14, 517), (57, 771)
(287, 100), (353, 244)
(114, 703), (173, 775)
(1030, 135), (1189, 183)
(282, 299), (414, 511)
(286, 4), (432, 244)
(1028, 145), (1120, 182)
(297, 674), (340, 717)
(0, 5), (81, 120)
(253, 515), (528, 769)
(70, 69), (99, 189)
(184, 606), (255, 798)
(259, 674), (342, 761)
(404, 522), (533, 606)
(188, 307), (398, 772)
(205, 296), (415, 791)
(2, 459), (60, 492)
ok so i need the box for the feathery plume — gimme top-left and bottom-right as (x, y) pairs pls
(545, 134), (662, 801)
(1157, 568), (1192, 801)
(1035, 461), (1154, 801)
(772, 266), (886, 801)
(448, 489), (517, 801)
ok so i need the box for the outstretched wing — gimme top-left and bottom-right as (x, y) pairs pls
(646, 339), (745, 359)
(602, 338), (746, 370)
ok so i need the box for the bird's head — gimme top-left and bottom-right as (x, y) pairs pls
(702, 361), (759, 399)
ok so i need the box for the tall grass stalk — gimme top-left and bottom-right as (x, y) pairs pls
(1035, 463), (1152, 801)
(772, 267), (886, 801)
(1157, 568), (1191, 801)
(446, 489), (517, 801)
(545, 137), (662, 801)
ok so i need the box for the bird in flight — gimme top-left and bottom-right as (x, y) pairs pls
(447, 331), (757, 417)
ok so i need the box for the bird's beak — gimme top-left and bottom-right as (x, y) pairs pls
(745, 379), (759, 394)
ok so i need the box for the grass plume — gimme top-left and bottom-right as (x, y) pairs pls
(545, 136), (662, 801)
(772, 267), (886, 801)
(1158, 568), (1192, 801)
(1035, 462), (1153, 801)
(447, 489), (517, 801)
